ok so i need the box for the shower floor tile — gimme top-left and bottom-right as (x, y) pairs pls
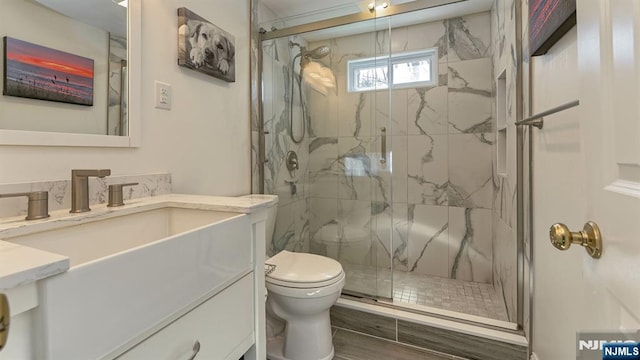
(342, 265), (509, 322)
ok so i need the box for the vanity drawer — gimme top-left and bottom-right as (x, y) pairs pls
(116, 273), (254, 360)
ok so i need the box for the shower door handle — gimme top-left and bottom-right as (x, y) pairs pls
(380, 127), (387, 165)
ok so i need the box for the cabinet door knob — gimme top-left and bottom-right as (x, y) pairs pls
(186, 340), (200, 360)
(0, 293), (9, 351)
(549, 221), (603, 258)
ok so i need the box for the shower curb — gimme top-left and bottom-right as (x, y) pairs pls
(331, 298), (528, 360)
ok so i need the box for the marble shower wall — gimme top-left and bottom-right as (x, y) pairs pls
(491, 0), (520, 323)
(262, 36), (311, 256)
(307, 12), (495, 283)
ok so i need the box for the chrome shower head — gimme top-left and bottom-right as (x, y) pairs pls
(302, 45), (330, 59)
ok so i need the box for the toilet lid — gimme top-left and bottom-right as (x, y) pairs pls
(265, 250), (343, 286)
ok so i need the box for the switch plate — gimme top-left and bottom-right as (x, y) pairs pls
(154, 81), (171, 110)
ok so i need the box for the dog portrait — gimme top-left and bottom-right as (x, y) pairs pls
(178, 7), (235, 82)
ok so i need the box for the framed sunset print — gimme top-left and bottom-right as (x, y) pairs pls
(3, 36), (94, 106)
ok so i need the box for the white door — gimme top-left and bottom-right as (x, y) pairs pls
(531, 1), (640, 359)
(578, 0), (640, 332)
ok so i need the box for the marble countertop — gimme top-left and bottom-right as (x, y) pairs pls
(0, 193), (278, 290)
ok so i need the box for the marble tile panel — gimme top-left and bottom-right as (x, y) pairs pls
(388, 25), (408, 54)
(391, 136), (408, 204)
(397, 320), (528, 360)
(308, 88), (338, 138)
(492, 214), (517, 322)
(308, 137), (339, 198)
(376, 89), (408, 136)
(369, 135), (392, 205)
(369, 201), (393, 271)
(330, 306), (396, 341)
(251, 130), (260, 194)
(448, 207), (492, 283)
(331, 31), (377, 61)
(447, 12), (492, 62)
(375, 28), (390, 55)
(406, 19), (448, 63)
(270, 202), (295, 256)
(407, 134), (448, 206)
(391, 203), (410, 272)
(261, 53), (276, 121)
(494, 175), (516, 227)
(448, 58), (493, 134)
(309, 197), (339, 244)
(407, 204), (450, 278)
(407, 85), (449, 136)
(336, 199), (372, 265)
(338, 137), (374, 201)
(448, 133), (494, 209)
(338, 91), (375, 138)
(294, 198), (311, 253)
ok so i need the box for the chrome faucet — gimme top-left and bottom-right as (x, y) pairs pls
(70, 169), (111, 213)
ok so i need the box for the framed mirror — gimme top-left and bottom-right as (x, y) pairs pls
(0, 0), (140, 147)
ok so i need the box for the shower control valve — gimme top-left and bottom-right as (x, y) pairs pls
(284, 180), (298, 196)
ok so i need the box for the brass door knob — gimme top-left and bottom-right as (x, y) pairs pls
(549, 221), (603, 259)
(0, 293), (9, 351)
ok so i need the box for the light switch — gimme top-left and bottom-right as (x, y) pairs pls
(154, 81), (171, 110)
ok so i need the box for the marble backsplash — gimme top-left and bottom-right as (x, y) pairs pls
(0, 173), (171, 218)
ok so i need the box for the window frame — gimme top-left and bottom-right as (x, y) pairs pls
(347, 48), (438, 93)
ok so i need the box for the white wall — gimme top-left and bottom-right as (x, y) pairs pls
(0, 0), (251, 197)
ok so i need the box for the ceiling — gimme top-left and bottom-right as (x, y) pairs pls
(33, 0), (126, 37)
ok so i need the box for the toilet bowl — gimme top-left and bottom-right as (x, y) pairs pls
(241, 195), (345, 360)
(265, 250), (345, 360)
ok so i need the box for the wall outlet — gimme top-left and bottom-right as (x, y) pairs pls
(154, 81), (171, 110)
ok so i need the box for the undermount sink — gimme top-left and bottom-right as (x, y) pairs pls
(3, 204), (254, 359)
(8, 207), (239, 267)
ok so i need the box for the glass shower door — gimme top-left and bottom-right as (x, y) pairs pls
(259, 15), (394, 301)
(310, 16), (393, 300)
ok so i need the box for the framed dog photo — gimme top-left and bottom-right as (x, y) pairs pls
(177, 7), (235, 82)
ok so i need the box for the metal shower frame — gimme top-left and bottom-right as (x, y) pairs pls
(250, 0), (527, 339)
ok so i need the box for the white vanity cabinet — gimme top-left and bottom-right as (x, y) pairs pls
(0, 284), (39, 360)
(116, 274), (254, 360)
(0, 194), (274, 360)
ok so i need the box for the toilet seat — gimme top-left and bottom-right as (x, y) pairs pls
(265, 250), (344, 288)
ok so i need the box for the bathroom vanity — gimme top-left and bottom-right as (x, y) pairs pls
(0, 194), (276, 360)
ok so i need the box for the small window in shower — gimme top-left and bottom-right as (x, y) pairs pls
(347, 49), (437, 92)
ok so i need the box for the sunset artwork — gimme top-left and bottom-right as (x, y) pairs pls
(3, 37), (94, 106)
(529, 0), (576, 56)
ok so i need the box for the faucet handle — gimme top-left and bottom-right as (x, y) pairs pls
(107, 183), (138, 207)
(0, 191), (50, 220)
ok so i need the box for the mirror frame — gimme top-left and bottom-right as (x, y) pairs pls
(0, 0), (141, 147)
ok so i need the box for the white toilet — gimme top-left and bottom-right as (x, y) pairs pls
(263, 202), (345, 360)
